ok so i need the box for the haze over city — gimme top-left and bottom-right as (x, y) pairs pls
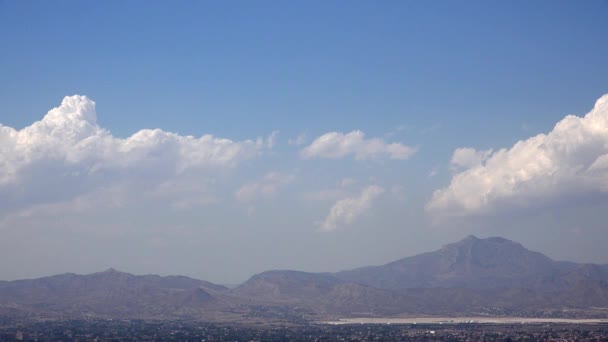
(1, 0), (608, 288)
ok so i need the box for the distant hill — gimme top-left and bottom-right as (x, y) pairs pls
(230, 270), (416, 316)
(232, 270), (344, 302)
(1, 236), (608, 321)
(0, 268), (229, 319)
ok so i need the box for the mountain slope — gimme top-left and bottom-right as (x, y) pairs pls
(334, 235), (582, 290)
(231, 271), (424, 316)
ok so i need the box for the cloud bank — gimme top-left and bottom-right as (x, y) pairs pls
(301, 130), (415, 160)
(0, 95), (271, 212)
(427, 94), (608, 216)
(320, 185), (385, 231)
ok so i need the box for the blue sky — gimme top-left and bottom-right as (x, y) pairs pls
(1, 0), (608, 283)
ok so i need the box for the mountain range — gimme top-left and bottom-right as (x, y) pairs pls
(2, 235), (608, 321)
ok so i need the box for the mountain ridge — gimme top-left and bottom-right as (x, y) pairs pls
(1, 235), (607, 320)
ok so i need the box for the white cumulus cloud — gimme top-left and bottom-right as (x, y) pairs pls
(0, 95), (272, 213)
(320, 185), (385, 231)
(427, 93), (608, 216)
(300, 130), (416, 160)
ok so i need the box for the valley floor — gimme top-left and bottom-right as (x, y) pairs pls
(324, 316), (608, 325)
(2, 319), (608, 341)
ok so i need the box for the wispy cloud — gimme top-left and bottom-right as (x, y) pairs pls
(450, 147), (493, 170)
(340, 177), (358, 187)
(235, 172), (295, 203)
(288, 132), (308, 146)
(319, 185), (385, 231)
(301, 130), (416, 161)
